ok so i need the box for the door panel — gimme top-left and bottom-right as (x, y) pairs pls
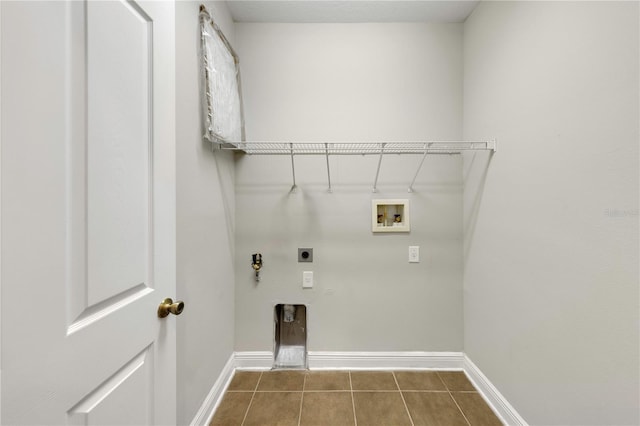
(1, 1), (176, 424)
(67, 347), (153, 426)
(86, 0), (152, 307)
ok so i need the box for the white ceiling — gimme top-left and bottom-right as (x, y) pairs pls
(227, 1), (481, 23)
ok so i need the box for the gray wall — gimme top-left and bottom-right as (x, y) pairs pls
(176, 2), (236, 424)
(463, 2), (639, 425)
(174, 4), (639, 424)
(234, 23), (465, 352)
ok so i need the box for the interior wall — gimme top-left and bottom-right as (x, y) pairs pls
(462, 2), (639, 425)
(175, 2), (236, 424)
(234, 23), (465, 352)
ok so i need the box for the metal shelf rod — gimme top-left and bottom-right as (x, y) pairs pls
(408, 144), (429, 193)
(290, 143), (297, 192)
(325, 143), (332, 193)
(372, 143), (386, 193)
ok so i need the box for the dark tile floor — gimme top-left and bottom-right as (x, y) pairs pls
(210, 370), (503, 426)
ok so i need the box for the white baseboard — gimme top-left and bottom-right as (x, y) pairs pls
(190, 353), (235, 426)
(308, 351), (464, 370)
(232, 350), (464, 371)
(234, 351), (273, 370)
(196, 351), (526, 426)
(463, 355), (528, 426)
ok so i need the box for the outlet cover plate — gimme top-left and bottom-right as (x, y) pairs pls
(409, 246), (420, 263)
(303, 271), (313, 288)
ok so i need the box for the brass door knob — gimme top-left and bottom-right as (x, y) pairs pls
(158, 298), (185, 318)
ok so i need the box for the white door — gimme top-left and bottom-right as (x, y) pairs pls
(1, 1), (177, 424)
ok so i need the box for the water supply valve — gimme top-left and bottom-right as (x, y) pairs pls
(251, 253), (263, 281)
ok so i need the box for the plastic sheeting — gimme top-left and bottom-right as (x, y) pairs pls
(199, 7), (244, 144)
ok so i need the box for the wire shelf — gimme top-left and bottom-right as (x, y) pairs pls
(219, 140), (496, 193)
(225, 141), (496, 155)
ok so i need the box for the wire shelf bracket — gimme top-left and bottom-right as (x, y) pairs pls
(289, 143), (297, 193)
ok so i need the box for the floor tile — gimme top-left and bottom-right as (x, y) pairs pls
(352, 392), (412, 426)
(394, 371), (447, 391)
(257, 370), (306, 391)
(209, 392), (252, 426)
(438, 371), (476, 391)
(402, 391), (468, 426)
(305, 371), (351, 391)
(350, 371), (398, 391)
(299, 392), (355, 426)
(243, 392), (302, 426)
(452, 392), (503, 426)
(211, 370), (501, 426)
(227, 371), (262, 391)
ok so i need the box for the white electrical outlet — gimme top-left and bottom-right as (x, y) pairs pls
(409, 246), (420, 263)
(303, 271), (314, 288)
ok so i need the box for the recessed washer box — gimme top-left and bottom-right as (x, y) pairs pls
(372, 199), (410, 233)
(298, 248), (313, 262)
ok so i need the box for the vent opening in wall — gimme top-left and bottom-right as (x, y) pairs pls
(273, 304), (307, 369)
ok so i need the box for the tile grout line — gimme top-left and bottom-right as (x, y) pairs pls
(349, 371), (358, 426)
(297, 372), (307, 426)
(240, 372), (263, 426)
(437, 372), (471, 426)
(448, 390), (472, 426)
(392, 372), (415, 426)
